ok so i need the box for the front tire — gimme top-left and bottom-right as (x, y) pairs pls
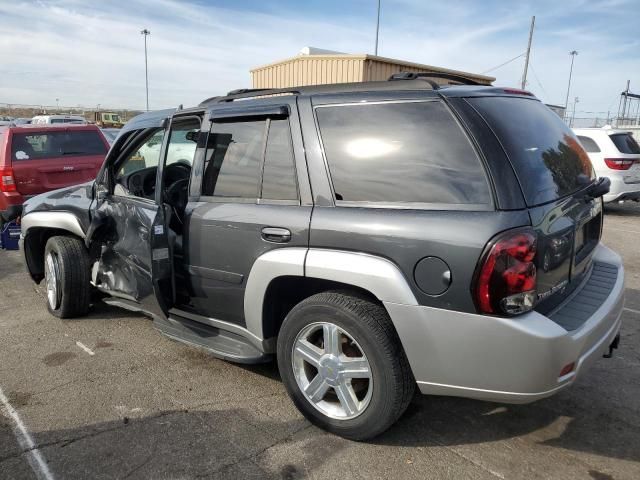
(44, 236), (91, 318)
(277, 291), (415, 440)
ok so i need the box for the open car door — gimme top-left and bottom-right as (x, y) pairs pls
(85, 109), (176, 319)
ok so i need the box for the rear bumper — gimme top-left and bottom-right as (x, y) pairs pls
(603, 175), (640, 203)
(386, 244), (624, 404)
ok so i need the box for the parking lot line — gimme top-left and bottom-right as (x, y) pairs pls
(624, 307), (640, 316)
(75, 341), (95, 356)
(0, 386), (56, 480)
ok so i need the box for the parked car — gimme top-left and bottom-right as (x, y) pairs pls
(31, 115), (87, 125)
(0, 124), (109, 229)
(574, 127), (640, 203)
(0, 116), (14, 126)
(19, 79), (624, 440)
(9, 118), (32, 126)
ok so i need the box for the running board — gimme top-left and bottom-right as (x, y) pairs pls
(154, 314), (272, 364)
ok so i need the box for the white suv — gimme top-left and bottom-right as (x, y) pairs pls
(574, 127), (640, 203)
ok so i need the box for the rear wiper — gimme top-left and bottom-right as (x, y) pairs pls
(62, 151), (84, 155)
(584, 177), (610, 199)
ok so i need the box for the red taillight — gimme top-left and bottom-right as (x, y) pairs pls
(502, 88), (534, 96)
(559, 362), (575, 377)
(0, 167), (17, 192)
(604, 158), (634, 170)
(475, 229), (537, 315)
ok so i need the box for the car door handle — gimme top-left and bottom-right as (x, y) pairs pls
(261, 227), (291, 243)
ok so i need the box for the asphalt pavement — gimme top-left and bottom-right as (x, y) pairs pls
(1, 203), (639, 479)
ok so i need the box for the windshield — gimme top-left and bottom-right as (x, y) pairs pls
(11, 131), (107, 160)
(469, 97), (595, 206)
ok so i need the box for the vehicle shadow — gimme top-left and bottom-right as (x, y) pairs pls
(21, 408), (323, 480)
(604, 202), (640, 216)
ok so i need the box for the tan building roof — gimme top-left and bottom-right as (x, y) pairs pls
(251, 52), (495, 89)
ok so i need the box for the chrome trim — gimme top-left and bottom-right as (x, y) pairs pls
(21, 211), (85, 239)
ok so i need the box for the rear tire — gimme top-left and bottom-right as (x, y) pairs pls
(44, 236), (91, 318)
(277, 291), (415, 440)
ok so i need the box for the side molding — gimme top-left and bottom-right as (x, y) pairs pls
(244, 247), (307, 339)
(305, 249), (418, 305)
(21, 211), (86, 239)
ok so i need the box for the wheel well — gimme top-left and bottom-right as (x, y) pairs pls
(23, 228), (83, 283)
(261, 276), (381, 340)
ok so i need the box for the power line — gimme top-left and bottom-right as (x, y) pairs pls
(528, 63), (550, 101)
(481, 53), (526, 74)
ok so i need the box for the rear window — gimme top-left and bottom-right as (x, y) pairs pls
(315, 101), (491, 206)
(11, 131), (107, 161)
(610, 133), (640, 154)
(469, 97), (594, 206)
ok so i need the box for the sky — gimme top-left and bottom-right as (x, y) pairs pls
(0, 0), (638, 117)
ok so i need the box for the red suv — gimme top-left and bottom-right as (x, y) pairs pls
(0, 124), (109, 226)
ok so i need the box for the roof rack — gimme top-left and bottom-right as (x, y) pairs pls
(388, 72), (481, 88)
(199, 87), (301, 106)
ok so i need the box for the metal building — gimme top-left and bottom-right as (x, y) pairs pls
(251, 47), (495, 89)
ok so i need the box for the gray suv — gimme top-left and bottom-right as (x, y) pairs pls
(19, 77), (625, 440)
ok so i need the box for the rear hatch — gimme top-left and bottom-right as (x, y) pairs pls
(468, 96), (602, 312)
(607, 132), (640, 184)
(9, 128), (108, 196)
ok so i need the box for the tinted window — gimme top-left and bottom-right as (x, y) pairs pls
(202, 120), (265, 198)
(469, 97), (594, 206)
(577, 135), (601, 153)
(11, 131), (107, 161)
(315, 101), (490, 205)
(261, 119), (297, 200)
(610, 133), (640, 154)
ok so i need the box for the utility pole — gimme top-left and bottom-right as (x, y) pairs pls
(141, 28), (151, 111)
(564, 51), (578, 120)
(56, 98), (59, 110)
(620, 80), (630, 122)
(374, 0), (381, 55)
(521, 16), (535, 89)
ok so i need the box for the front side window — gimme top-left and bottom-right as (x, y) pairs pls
(315, 101), (491, 205)
(114, 129), (164, 198)
(202, 120), (265, 198)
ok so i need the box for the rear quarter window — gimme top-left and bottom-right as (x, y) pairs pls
(577, 135), (601, 153)
(315, 101), (491, 206)
(469, 97), (594, 206)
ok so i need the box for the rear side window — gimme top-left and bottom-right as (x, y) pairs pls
(11, 131), (107, 161)
(577, 135), (601, 153)
(261, 119), (298, 201)
(315, 101), (491, 205)
(610, 133), (640, 154)
(469, 97), (594, 206)
(202, 120), (265, 198)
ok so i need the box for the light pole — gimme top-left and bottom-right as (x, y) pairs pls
(564, 50), (578, 120)
(56, 98), (59, 110)
(374, 0), (381, 55)
(571, 96), (579, 127)
(141, 28), (151, 111)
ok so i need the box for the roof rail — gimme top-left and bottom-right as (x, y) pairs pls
(388, 72), (482, 88)
(199, 87), (301, 106)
